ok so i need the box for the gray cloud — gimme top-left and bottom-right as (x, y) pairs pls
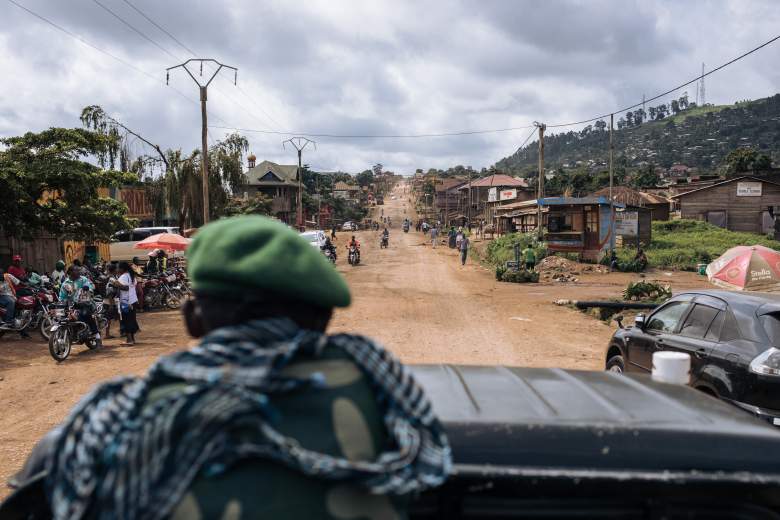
(1, 0), (779, 173)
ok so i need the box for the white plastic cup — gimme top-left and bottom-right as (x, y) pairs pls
(652, 351), (691, 385)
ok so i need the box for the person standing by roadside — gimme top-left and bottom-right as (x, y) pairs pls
(113, 261), (139, 345)
(522, 244), (537, 271)
(51, 260), (66, 289)
(459, 234), (470, 266)
(104, 263), (119, 339)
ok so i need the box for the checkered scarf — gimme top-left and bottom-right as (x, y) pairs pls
(43, 318), (452, 520)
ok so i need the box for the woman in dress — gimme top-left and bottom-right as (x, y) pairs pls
(112, 261), (140, 345)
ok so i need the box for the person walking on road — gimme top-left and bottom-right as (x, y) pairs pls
(459, 234), (470, 266)
(522, 244), (537, 271)
(431, 225), (439, 248)
(5, 216), (452, 519)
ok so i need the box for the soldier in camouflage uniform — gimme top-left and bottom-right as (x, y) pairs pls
(2, 216), (451, 520)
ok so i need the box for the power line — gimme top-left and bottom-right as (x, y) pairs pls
(91, 0), (180, 60)
(110, 0), (283, 132)
(208, 124), (537, 139)
(121, 0), (196, 55)
(5, 0), (232, 128)
(547, 33), (780, 128)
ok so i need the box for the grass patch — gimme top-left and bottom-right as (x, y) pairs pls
(484, 232), (547, 267)
(614, 219), (780, 271)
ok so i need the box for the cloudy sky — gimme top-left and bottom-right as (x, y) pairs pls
(1, 0), (779, 174)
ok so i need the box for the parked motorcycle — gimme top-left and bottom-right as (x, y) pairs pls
(348, 245), (360, 266)
(0, 283), (58, 340)
(48, 295), (107, 362)
(141, 273), (184, 310)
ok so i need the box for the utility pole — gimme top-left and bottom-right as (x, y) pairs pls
(609, 113), (615, 251)
(283, 137), (316, 230)
(467, 168), (473, 225)
(534, 122), (546, 240)
(167, 59), (237, 225)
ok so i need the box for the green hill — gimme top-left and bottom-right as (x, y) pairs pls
(495, 94), (780, 175)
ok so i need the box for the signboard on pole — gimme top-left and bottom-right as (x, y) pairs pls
(488, 187), (498, 202)
(615, 211), (638, 235)
(499, 188), (517, 201)
(737, 182), (762, 197)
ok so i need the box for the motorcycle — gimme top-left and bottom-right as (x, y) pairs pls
(348, 245), (360, 266)
(322, 247), (337, 264)
(0, 283), (58, 340)
(403, 223), (410, 233)
(380, 235), (389, 249)
(48, 293), (107, 362)
(141, 273), (184, 310)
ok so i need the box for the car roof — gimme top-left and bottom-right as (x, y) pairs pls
(411, 365), (780, 475)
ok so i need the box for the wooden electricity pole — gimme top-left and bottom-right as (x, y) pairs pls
(167, 59), (237, 225)
(609, 113), (615, 250)
(535, 122), (546, 240)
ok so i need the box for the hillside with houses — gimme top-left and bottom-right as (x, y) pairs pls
(496, 94), (780, 175)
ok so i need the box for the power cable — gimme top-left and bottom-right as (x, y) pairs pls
(121, 0), (196, 55)
(109, 0), (282, 132)
(207, 124), (537, 139)
(547, 33), (780, 128)
(91, 0), (180, 60)
(5, 0), (232, 128)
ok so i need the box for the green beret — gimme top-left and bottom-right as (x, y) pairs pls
(187, 216), (350, 308)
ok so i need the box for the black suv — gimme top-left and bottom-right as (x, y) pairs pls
(606, 289), (780, 425)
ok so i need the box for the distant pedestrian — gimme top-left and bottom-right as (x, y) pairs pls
(522, 244), (536, 271)
(478, 221), (484, 238)
(331, 225), (337, 240)
(448, 227), (456, 248)
(459, 235), (470, 266)
(431, 226), (439, 248)
(455, 227), (464, 249)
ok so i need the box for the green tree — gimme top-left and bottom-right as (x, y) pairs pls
(0, 128), (135, 240)
(356, 169), (374, 186)
(631, 164), (660, 189)
(223, 193), (273, 216)
(723, 147), (773, 175)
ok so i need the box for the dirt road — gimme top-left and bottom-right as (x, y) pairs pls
(0, 182), (709, 498)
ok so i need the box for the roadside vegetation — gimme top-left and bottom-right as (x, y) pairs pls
(614, 220), (780, 271)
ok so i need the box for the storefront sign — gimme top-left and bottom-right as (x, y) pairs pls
(615, 211), (638, 235)
(499, 188), (517, 201)
(737, 182), (762, 197)
(488, 187), (498, 202)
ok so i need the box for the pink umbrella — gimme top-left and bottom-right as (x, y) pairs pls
(706, 245), (780, 291)
(134, 232), (191, 252)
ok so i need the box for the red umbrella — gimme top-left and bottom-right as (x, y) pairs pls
(134, 232), (191, 252)
(706, 245), (780, 291)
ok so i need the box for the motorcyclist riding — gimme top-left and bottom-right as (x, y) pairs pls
(381, 227), (389, 248)
(321, 237), (337, 262)
(347, 235), (361, 262)
(59, 265), (102, 347)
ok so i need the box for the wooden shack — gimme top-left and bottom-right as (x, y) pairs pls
(671, 176), (780, 234)
(498, 197), (651, 261)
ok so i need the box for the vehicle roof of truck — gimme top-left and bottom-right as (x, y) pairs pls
(410, 365), (780, 476)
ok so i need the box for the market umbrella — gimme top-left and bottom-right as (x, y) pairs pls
(706, 245), (780, 291)
(134, 232), (191, 252)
